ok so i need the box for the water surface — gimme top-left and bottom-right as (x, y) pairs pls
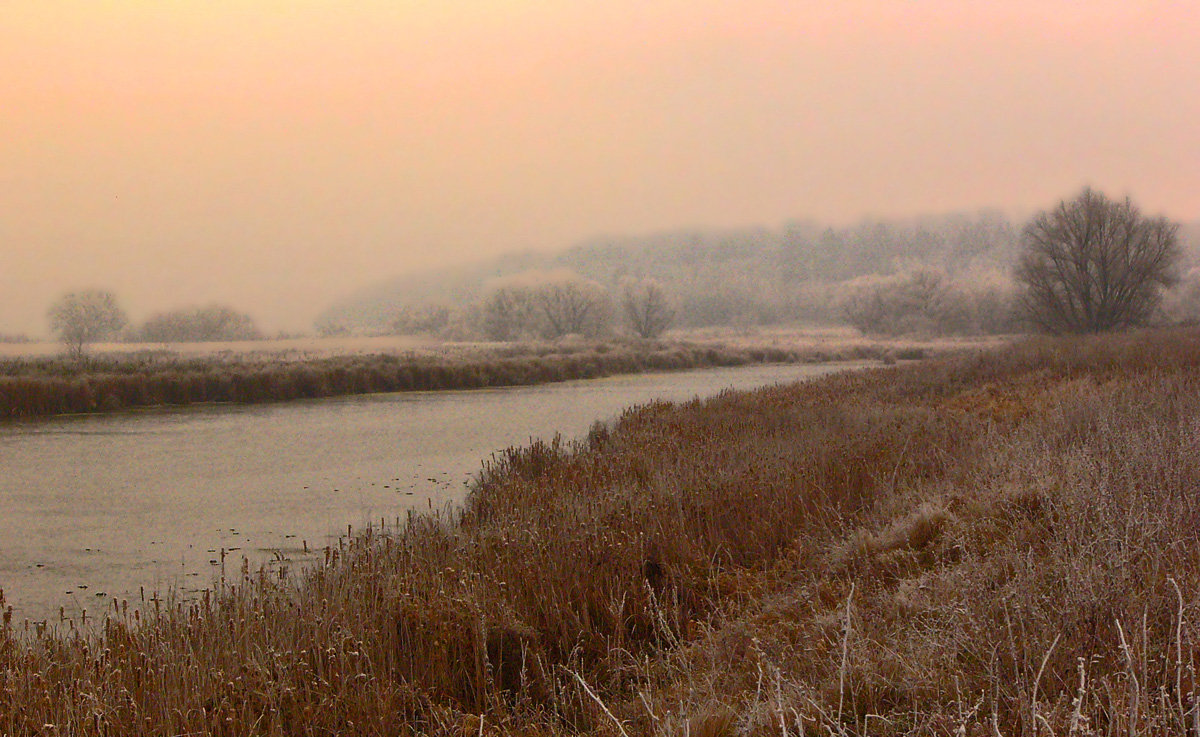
(0, 363), (858, 621)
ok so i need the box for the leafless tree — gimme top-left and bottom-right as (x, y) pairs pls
(843, 271), (975, 336)
(621, 279), (674, 338)
(536, 278), (611, 339)
(48, 289), (128, 358)
(1015, 189), (1180, 334)
(481, 286), (538, 341)
(390, 304), (451, 336)
(479, 271), (611, 341)
(138, 304), (262, 343)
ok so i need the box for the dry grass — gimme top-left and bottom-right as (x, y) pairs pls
(672, 324), (1009, 355)
(0, 336), (439, 359)
(4, 328), (1199, 735)
(0, 337), (901, 421)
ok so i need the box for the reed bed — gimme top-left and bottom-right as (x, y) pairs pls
(4, 328), (1200, 735)
(0, 339), (882, 421)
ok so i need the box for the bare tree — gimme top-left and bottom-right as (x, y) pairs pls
(1015, 189), (1180, 334)
(536, 277), (611, 339)
(843, 271), (976, 336)
(481, 285), (538, 341)
(48, 289), (128, 358)
(138, 304), (262, 343)
(479, 271), (611, 341)
(621, 279), (674, 338)
(390, 304), (451, 336)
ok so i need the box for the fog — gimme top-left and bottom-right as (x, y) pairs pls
(2, 1), (1198, 337)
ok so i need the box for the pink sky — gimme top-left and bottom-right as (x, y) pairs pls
(1, 1), (1197, 334)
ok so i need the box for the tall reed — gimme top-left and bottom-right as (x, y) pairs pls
(5, 329), (1198, 734)
(0, 340), (868, 421)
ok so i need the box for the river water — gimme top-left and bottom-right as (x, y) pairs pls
(0, 362), (857, 622)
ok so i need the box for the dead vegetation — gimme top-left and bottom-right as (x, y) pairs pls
(0, 338), (888, 421)
(3, 328), (1200, 735)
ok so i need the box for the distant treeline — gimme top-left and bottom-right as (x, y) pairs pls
(133, 304), (262, 343)
(318, 213), (1200, 339)
(0, 341), (884, 420)
(313, 212), (1023, 338)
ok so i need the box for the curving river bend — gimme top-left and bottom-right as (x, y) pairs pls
(0, 362), (859, 622)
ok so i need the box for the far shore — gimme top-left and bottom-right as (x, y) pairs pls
(0, 328), (1012, 422)
(0, 328), (1011, 421)
(0, 325), (1008, 361)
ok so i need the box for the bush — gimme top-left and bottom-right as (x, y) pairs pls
(137, 305), (262, 343)
(844, 271), (1016, 336)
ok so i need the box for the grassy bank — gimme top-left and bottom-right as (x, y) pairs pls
(4, 329), (1199, 735)
(0, 339), (894, 421)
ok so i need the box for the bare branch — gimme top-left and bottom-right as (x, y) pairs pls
(1015, 189), (1180, 333)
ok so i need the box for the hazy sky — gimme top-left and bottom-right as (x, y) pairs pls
(2, 1), (1198, 335)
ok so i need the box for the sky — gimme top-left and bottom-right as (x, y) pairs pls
(2, 1), (1198, 336)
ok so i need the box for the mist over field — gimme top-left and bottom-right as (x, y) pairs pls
(318, 214), (1200, 340)
(2, 2), (1198, 340)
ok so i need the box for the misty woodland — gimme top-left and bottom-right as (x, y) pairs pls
(8, 193), (1200, 350)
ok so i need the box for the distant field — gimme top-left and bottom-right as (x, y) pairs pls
(673, 324), (1010, 354)
(0, 326), (1008, 361)
(0, 335), (438, 359)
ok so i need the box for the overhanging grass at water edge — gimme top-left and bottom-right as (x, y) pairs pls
(9, 330), (1196, 733)
(0, 339), (889, 420)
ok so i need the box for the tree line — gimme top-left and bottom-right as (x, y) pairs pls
(37, 188), (1192, 357)
(43, 296), (263, 358)
(40, 276), (672, 358)
(319, 190), (1196, 340)
(555, 189), (1187, 338)
(475, 271), (673, 341)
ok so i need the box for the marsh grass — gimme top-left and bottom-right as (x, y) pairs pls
(3, 329), (1200, 734)
(0, 338), (884, 421)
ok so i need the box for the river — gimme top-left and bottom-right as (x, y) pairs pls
(0, 362), (858, 623)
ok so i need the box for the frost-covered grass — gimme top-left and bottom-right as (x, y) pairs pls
(6, 329), (1195, 735)
(0, 337), (894, 420)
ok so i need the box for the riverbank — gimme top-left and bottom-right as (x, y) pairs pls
(6, 328), (1194, 735)
(0, 336), (914, 420)
(0, 361), (856, 626)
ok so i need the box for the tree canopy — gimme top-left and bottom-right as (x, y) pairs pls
(621, 279), (674, 339)
(48, 290), (128, 358)
(1015, 189), (1180, 334)
(138, 305), (262, 343)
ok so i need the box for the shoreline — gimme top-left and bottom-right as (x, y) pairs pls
(2, 328), (1196, 733)
(7, 329), (1200, 733)
(1, 360), (862, 628)
(0, 336), (950, 421)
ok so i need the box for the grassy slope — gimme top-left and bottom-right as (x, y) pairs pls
(3, 329), (1200, 735)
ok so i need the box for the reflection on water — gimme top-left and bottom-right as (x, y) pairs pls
(0, 362), (858, 621)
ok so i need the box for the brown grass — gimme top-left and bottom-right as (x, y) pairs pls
(4, 328), (1199, 734)
(0, 337), (902, 421)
